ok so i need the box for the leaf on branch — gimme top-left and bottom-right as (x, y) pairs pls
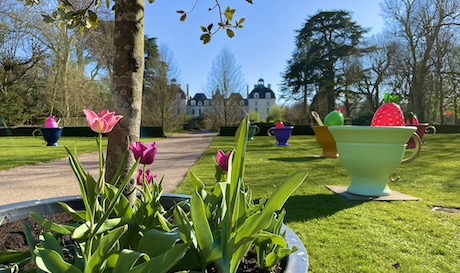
(148, 0), (155, 3)
(226, 29), (235, 38)
(225, 7), (236, 21)
(246, 0), (253, 3)
(176, 10), (185, 14)
(200, 33), (211, 44)
(207, 23), (213, 31)
(87, 10), (99, 28)
(42, 15), (55, 24)
(180, 14), (187, 22)
(201, 26), (207, 32)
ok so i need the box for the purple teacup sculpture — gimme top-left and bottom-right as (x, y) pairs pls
(267, 125), (294, 146)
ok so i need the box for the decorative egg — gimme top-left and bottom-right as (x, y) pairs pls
(324, 111), (344, 126)
(275, 121), (285, 128)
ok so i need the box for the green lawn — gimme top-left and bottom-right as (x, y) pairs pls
(176, 134), (460, 273)
(0, 136), (158, 170)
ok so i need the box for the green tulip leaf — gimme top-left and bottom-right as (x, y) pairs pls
(34, 249), (82, 273)
(104, 183), (134, 219)
(30, 212), (73, 235)
(39, 233), (65, 258)
(138, 229), (181, 258)
(0, 250), (30, 263)
(191, 191), (214, 254)
(85, 225), (127, 273)
(58, 202), (87, 221)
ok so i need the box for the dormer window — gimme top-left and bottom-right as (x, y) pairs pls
(266, 93), (271, 99)
(191, 100), (196, 106)
(198, 101), (203, 106)
(254, 93), (259, 99)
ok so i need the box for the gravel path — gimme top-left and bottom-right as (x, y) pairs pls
(0, 131), (217, 206)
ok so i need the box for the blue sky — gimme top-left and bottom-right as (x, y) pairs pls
(144, 0), (384, 101)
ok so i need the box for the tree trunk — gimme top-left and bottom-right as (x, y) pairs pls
(106, 0), (145, 204)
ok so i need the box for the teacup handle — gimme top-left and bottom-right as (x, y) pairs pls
(311, 111), (324, 126)
(267, 128), (274, 137)
(254, 125), (260, 134)
(402, 133), (421, 164)
(425, 125), (436, 134)
(32, 129), (42, 137)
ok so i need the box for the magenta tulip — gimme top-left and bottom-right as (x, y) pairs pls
(136, 169), (156, 185)
(83, 109), (123, 134)
(130, 141), (157, 165)
(216, 149), (232, 173)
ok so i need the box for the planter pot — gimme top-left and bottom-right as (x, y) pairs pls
(328, 126), (421, 196)
(0, 195), (309, 273)
(248, 125), (260, 140)
(406, 124), (436, 149)
(311, 126), (338, 158)
(267, 126), (294, 146)
(33, 127), (64, 146)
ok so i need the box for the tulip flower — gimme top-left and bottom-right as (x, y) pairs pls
(83, 109), (123, 134)
(216, 149), (232, 173)
(130, 141), (157, 165)
(136, 169), (157, 185)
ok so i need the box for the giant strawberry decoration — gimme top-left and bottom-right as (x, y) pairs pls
(371, 94), (405, 126)
(405, 112), (420, 125)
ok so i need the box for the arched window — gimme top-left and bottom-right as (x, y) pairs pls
(191, 100), (196, 106)
(198, 101), (202, 106)
(266, 93), (271, 99)
(254, 93), (259, 99)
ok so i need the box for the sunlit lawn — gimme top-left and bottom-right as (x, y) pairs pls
(176, 134), (460, 273)
(0, 136), (158, 170)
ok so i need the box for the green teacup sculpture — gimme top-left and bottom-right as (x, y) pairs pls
(329, 94), (422, 196)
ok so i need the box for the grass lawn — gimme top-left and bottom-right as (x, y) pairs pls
(176, 134), (460, 273)
(0, 136), (158, 170)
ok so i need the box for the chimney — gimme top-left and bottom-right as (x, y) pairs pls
(267, 84), (271, 89)
(186, 84), (190, 101)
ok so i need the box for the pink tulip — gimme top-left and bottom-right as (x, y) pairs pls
(130, 141), (157, 165)
(216, 149), (232, 173)
(136, 169), (157, 185)
(83, 109), (123, 134)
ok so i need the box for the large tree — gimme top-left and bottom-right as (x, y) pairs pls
(23, 0), (253, 202)
(381, 0), (460, 121)
(283, 10), (368, 117)
(205, 47), (246, 127)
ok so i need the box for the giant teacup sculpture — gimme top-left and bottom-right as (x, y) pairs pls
(32, 116), (64, 146)
(267, 121), (294, 146)
(329, 95), (421, 197)
(311, 111), (343, 158)
(405, 112), (436, 149)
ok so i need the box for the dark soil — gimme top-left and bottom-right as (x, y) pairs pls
(0, 213), (285, 273)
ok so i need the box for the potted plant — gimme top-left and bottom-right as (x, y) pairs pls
(0, 109), (309, 273)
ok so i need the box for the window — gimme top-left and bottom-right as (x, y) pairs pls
(199, 109), (202, 115)
(191, 100), (196, 106)
(267, 108), (270, 114)
(204, 100), (209, 106)
(266, 93), (271, 99)
(267, 101), (270, 107)
(255, 101), (258, 106)
(192, 109), (195, 115)
(198, 101), (202, 106)
(254, 93), (259, 99)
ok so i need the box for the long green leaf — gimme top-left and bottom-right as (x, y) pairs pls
(58, 202), (87, 222)
(39, 233), (65, 259)
(173, 205), (197, 247)
(104, 184), (134, 219)
(35, 249), (82, 273)
(138, 229), (181, 258)
(111, 250), (149, 273)
(30, 213), (73, 235)
(0, 250), (30, 263)
(191, 191), (214, 254)
(84, 225), (127, 273)
(65, 147), (92, 219)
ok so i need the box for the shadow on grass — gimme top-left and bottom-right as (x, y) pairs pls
(284, 194), (365, 223)
(268, 156), (327, 163)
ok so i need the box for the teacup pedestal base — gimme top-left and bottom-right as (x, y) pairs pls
(312, 126), (338, 158)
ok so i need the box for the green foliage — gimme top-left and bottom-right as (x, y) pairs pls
(1, 117), (307, 273)
(178, 134), (460, 272)
(248, 111), (261, 123)
(267, 105), (286, 123)
(173, 116), (308, 273)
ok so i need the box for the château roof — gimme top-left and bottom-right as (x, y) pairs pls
(248, 78), (276, 99)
